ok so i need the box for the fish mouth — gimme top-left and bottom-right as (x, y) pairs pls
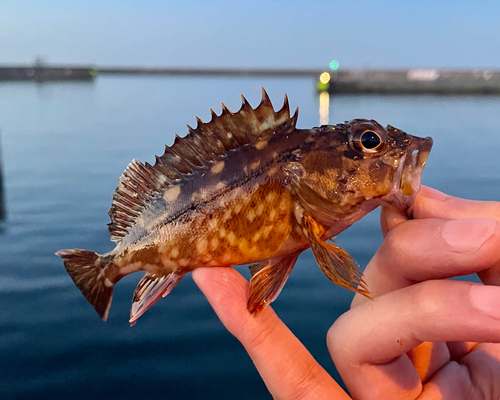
(400, 136), (433, 196)
(385, 135), (433, 217)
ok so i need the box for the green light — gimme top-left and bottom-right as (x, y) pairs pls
(329, 60), (339, 70)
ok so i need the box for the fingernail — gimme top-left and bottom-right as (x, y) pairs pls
(441, 218), (497, 253)
(419, 187), (448, 201)
(470, 285), (500, 320)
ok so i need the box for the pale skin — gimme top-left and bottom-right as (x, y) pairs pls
(192, 186), (500, 399)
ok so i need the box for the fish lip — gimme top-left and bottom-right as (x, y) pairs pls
(400, 136), (433, 215)
(404, 136), (433, 188)
(383, 136), (433, 217)
(414, 136), (433, 170)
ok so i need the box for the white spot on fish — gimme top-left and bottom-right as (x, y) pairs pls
(239, 238), (249, 253)
(265, 192), (277, 203)
(210, 237), (219, 250)
(227, 231), (237, 246)
(191, 191), (202, 202)
(256, 203), (265, 216)
(233, 202), (243, 214)
(163, 185), (181, 203)
(104, 278), (113, 287)
(223, 209), (232, 221)
(170, 247), (180, 258)
(262, 225), (273, 238)
(255, 140), (268, 150)
(208, 216), (219, 231)
(249, 160), (261, 171)
(196, 239), (208, 254)
(268, 165), (280, 176)
(215, 181), (227, 191)
(246, 209), (256, 223)
(211, 161), (225, 174)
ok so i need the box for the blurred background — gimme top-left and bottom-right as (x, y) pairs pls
(1, 1), (500, 399)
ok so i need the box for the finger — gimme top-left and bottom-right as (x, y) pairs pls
(415, 186), (500, 221)
(416, 186), (500, 287)
(352, 217), (500, 307)
(380, 206), (407, 237)
(478, 259), (500, 286)
(192, 267), (350, 400)
(328, 280), (500, 399)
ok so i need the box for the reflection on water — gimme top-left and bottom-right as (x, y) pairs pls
(319, 91), (329, 125)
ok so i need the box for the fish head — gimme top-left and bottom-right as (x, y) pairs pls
(296, 119), (432, 221)
(334, 119), (433, 216)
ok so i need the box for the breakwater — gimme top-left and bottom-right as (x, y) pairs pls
(0, 65), (95, 82)
(1, 64), (500, 94)
(322, 69), (500, 94)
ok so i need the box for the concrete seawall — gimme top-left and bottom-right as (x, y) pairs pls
(1, 65), (500, 94)
(324, 69), (500, 94)
(0, 66), (95, 82)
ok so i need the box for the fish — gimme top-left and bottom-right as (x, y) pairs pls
(56, 89), (432, 325)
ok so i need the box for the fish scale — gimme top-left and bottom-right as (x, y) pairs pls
(57, 89), (432, 325)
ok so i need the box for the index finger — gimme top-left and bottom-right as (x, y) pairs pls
(192, 267), (350, 400)
(381, 185), (500, 237)
(415, 186), (500, 221)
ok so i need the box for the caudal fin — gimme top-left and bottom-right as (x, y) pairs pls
(56, 249), (115, 321)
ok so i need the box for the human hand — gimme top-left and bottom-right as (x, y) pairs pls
(331, 186), (500, 399)
(193, 187), (500, 399)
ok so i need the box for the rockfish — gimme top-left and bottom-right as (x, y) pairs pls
(57, 89), (432, 325)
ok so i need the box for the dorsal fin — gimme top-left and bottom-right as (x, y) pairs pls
(107, 89), (298, 243)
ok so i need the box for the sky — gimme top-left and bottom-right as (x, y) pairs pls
(1, 0), (500, 69)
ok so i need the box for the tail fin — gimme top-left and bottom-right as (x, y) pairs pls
(56, 249), (115, 321)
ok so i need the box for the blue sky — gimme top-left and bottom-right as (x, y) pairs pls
(1, 0), (499, 69)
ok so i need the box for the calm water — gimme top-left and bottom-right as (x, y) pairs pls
(0, 76), (499, 399)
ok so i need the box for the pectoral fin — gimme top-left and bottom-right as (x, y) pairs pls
(303, 214), (370, 297)
(129, 271), (182, 326)
(247, 252), (300, 315)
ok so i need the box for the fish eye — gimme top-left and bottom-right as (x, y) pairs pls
(360, 131), (381, 149)
(349, 124), (386, 155)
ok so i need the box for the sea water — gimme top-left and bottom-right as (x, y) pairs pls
(0, 76), (499, 399)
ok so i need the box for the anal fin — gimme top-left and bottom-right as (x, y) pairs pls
(247, 252), (300, 315)
(129, 271), (182, 326)
(303, 214), (370, 297)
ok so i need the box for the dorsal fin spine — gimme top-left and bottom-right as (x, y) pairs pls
(186, 126), (217, 162)
(129, 160), (157, 188)
(177, 135), (212, 167)
(159, 146), (192, 175)
(154, 155), (180, 181)
(171, 134), (204, 169)
(220, 102), (232, 115)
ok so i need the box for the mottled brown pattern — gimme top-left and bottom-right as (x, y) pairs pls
(138, 179), (295, 272)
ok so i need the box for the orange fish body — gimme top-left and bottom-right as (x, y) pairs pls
(57, 89), (432, 325)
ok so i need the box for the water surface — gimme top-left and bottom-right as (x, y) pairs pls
(0, 76), (499, 399)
